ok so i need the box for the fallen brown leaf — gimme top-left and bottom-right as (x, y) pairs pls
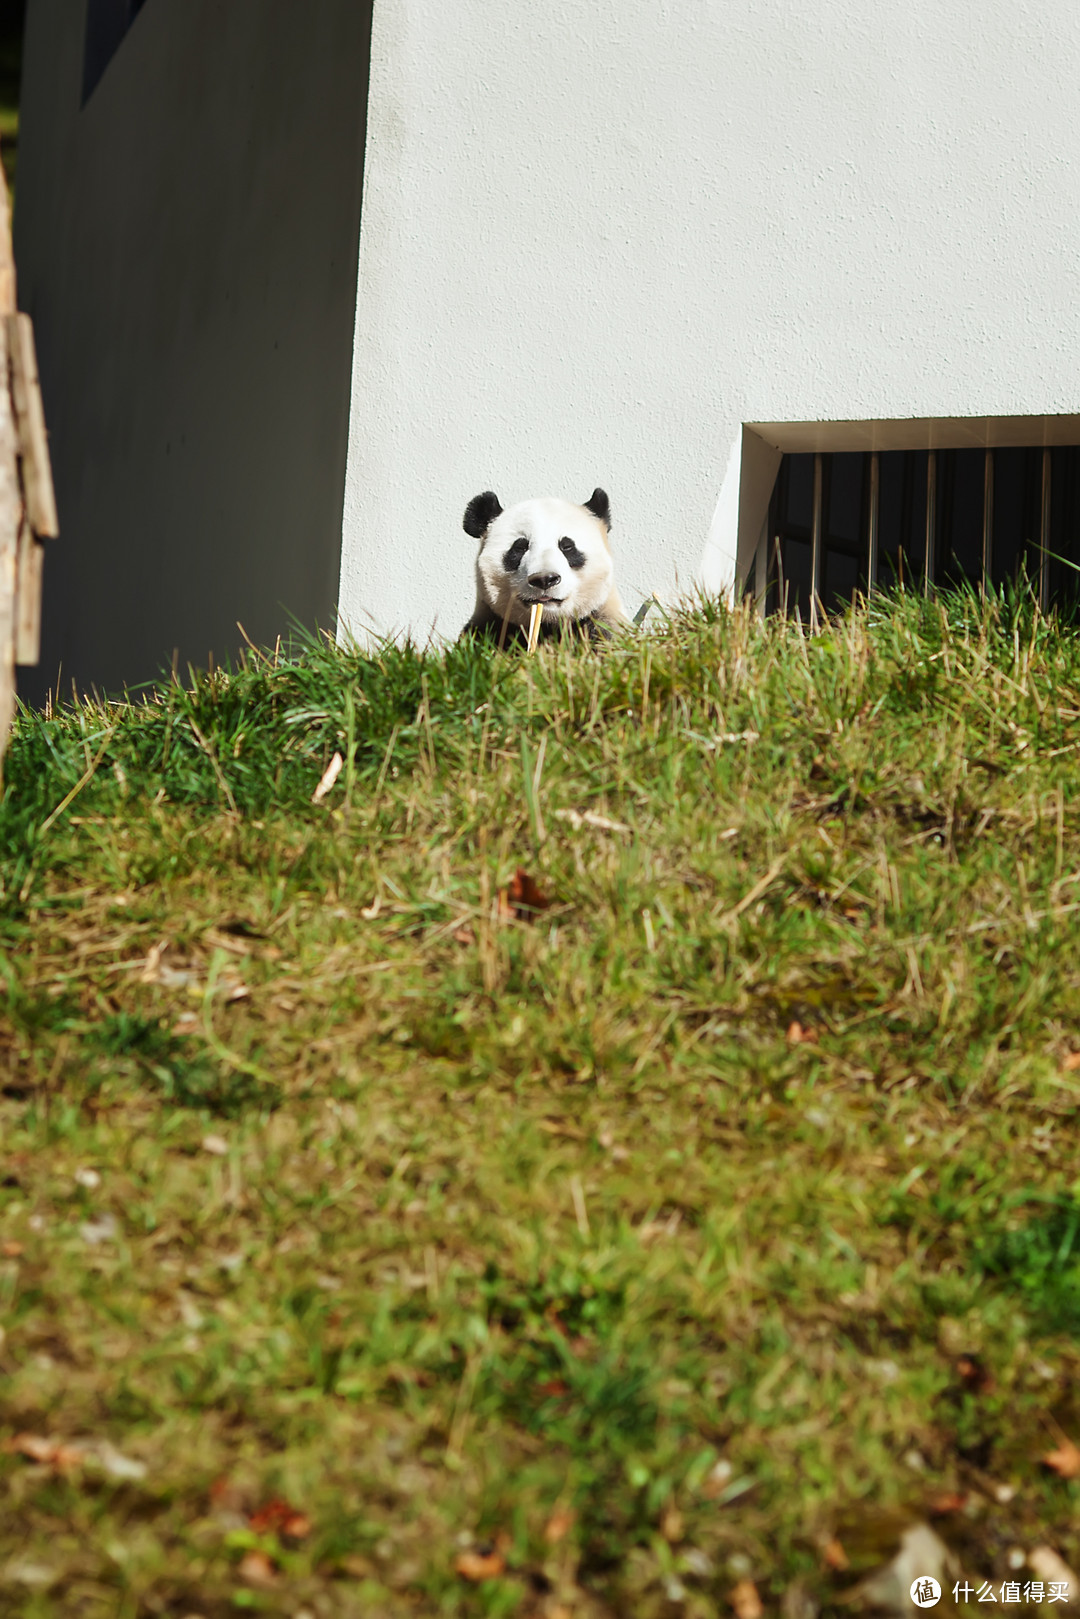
(1042, 1438), (1080, 1479)
(339, 1553), (375, 1578)
(209, 1474), (246, 1513)
(238, 1549), (278, 1587)
(1062, 1051), (1080, 1071)
(822, 1538), (849, 1570)
(1, 1240), (23, 1257)
(247, 1498), (290, 1532)
(248, 1497), (311, 1539)
(786, 1020), (818, 1045)
(455, 1547), (506, 1581)
(544, 1506), (576, 1544)
(956, 1353), (994, 1393)
(731, 1578), (764, 1619)
(4, 1433), (85, 1471)
(452, 924), (475, 944)
(661, 1505), (684, 1543)
(498, 868), (552, 921)
(926, 1491), (968, 1516)
(513, 870), (547, 906)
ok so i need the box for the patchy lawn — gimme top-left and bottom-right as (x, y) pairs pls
(1, 593), (1079, 1616)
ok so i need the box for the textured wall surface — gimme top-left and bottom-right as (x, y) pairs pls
(341, 0), (1080, 638)
(17, 0), (371, 695)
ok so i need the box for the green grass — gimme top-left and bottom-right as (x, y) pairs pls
(2, 590), (1080, 1616)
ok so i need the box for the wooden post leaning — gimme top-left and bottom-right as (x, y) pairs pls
(0, 144), (58, 783)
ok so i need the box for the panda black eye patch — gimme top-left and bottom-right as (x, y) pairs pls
(502, 538), (529, 572)
(558, 537), (587, 570)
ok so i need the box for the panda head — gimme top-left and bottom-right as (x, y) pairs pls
(464, 488), (615, 629)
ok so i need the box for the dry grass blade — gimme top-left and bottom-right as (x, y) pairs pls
(716, 853), (786, 924)
(311, 750), (343, 804)
(553, 807), (631, 833)
(186, 715), (238, 814)
(38, 726), (116, 835)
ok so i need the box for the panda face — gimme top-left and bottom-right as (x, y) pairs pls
(466, 490), (615, 629)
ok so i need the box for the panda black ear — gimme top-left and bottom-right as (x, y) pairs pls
(584, 488), (611, 529)
(463, 491), (503, 538)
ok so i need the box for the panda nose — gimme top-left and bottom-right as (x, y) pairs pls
(529, 572), (561, 591)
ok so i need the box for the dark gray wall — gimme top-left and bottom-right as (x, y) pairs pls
(16, 0), (372, 697)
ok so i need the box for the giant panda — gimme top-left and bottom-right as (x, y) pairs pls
(461, 488), (630, 646)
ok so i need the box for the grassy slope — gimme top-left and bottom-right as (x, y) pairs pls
(1, 595), (1080, 1616)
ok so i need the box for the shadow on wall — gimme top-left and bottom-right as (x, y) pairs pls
(82, 0), (146, 102)
(16, 0), (374, 702)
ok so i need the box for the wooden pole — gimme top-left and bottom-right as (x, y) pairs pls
(924, 450), (937, 593)
(0, 137), (59, 781)
(982, 448), (993, 598)
(1040, 447), (1052, 613)
(9, 315), (55, 668)
(0, 150), (20, 777)
(867, 451), (880, 593)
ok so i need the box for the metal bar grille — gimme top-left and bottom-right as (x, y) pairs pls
(764, 443), (1080, 623)
(925, 450), (937, 592)
(754, 520), (767, 616)
(867, 452), (880, 592)
(982, 449), (993, 595)
(1040, 447), (1052, 612)
(809, 452), (823, 629)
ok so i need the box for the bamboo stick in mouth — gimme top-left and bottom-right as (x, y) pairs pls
(526, 602), (543, 653)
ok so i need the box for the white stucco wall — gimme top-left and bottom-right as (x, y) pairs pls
(341, 0), (1080, 640)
